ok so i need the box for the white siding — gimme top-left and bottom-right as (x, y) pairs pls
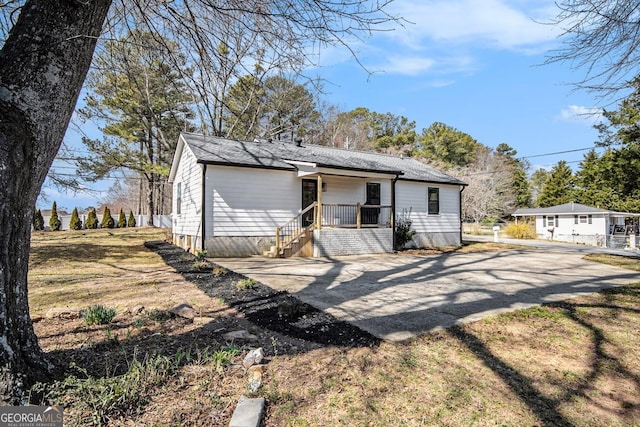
(208, 166), (300, 237)
(321, 176), (391, 205)
(172, 145), (202, 238)
(535, 214), (607, 237)
(396, 181), (460, 233)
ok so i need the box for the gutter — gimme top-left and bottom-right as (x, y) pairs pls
(201, 164), (206, 252)
(459, 185), (465, 245)
(392, 175), (398, 251)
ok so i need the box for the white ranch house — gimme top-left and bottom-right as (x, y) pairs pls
(168, 133), (466, 257)
(512, 202), (640, 249)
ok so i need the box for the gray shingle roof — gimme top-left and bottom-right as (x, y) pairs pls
(180, 133), (465, 185)
(512, 202), (614, 216)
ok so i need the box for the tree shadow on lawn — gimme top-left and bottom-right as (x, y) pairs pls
(32, 240), (640, 426)
(449, 286), (640, 427)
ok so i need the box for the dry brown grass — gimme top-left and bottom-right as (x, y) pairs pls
(29, 228), (216, 317)
(27, 230), (640, 426)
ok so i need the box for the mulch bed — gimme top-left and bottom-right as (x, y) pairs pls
(145, 240), (380, 352)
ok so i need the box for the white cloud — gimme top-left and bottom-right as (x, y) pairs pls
(556, 105), (603, 124)
(387, 0), (559, 52)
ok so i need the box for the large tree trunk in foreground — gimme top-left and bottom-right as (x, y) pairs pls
(0, 0), (111, 404)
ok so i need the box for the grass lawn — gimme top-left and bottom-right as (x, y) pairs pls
(28, 229), (640, 426)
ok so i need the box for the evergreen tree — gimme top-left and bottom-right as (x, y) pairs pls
(69, 207), (83, 230)
(416, 122), (482, 167)
(85, 208), (98, 229)
(495, 143), (531, 208)
(530, 168), (550, 207)
(117, 209), (126, 228)
(101, 207), (115, 229)
(33, 209), (45, 231)
(78, 31), (193, 226)
(49, 202), (61, 231)
(127, 211), (137, 228)
(223, 74), (322, 142)
(537, 161), (575, 207)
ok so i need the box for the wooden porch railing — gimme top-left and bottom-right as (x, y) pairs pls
(321, 204), (392, 228)
(274, 202), (393, 257)
(275, 202), (316, 256)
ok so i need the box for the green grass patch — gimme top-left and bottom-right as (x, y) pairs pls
(81, 305), (117, 325)
(233, 277), (257, 290)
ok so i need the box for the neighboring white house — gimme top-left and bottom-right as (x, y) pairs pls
(512, 202), (640, 249)
(168, 133), (466, 257)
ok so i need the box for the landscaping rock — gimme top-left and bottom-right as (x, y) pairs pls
(45, 307), (81, 320)
(229, 396), (265, 427)
(242, 347), (264, 369)
(169, 302), (196, 319)
(246, 363), (266, 393)
(131, 305), (145, 315)
(222, 330), (258, 342)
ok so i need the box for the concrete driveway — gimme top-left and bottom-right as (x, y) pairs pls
(213, 247), (640, 341)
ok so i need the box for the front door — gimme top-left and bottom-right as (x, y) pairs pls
(363, 182), (381, 224)
(302, 179), (317, 226)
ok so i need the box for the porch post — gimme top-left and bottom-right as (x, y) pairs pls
(316, 175), (323, 229)
(356, 203), (361, 229)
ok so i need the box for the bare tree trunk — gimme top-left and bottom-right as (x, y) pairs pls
(146, 176), (155, 226)
(0, 0), (111, 403)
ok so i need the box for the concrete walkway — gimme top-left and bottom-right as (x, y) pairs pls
(213, 246), (640, 341)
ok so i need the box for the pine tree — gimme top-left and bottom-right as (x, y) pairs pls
(117, 209), (126, 228)
(127, 211), (136, 228)
(49, 202), (61, 231)
(33, 209), (45, 231)
(85, 208), (99, 229)
(69, 207), (83, 230)
(537, 161), (575, 208)
(101, 206), (115, 229)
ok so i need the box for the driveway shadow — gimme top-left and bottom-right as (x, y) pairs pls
(215, 248), (640, 341)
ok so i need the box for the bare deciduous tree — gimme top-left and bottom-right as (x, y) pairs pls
(0, 0), (398, 403)
(548, 1), (640, 95)
(454, 148), (517, 223)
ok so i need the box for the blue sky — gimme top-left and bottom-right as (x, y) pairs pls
(42, 0), (608, 211)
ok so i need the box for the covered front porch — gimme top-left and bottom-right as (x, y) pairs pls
(270, 167), (398, 258)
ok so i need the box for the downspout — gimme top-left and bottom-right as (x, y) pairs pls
(392, 175), (398, 251)
(201, 163), (206, 252)
(459, 185), (465, 245)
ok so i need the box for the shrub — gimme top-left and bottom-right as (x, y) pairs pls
(81, 305), (117, 325)
(504, 222), (536, 239)
(70, 207), (83, 230)
(395, 214), (415, 249)
(85, 208), (98, 229)
(117, 209), (126, 228)
(49, 201), (61, 231)
(101, 206), (115, 229)
(127, 211), (136, 227)
(234, 278), (257, 290)
(33, 209), (44, 231)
